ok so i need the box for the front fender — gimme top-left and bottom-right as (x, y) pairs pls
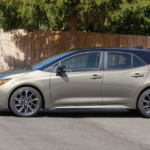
(9, 70), (52, 109)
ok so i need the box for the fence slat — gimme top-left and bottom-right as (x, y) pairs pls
(113, 34), (117, 47)
(120, 34), (124, 47)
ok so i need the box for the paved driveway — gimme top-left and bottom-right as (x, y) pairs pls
(0, 109), (149, 150)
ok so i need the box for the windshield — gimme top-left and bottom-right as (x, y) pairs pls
(32, 51), (75, 70)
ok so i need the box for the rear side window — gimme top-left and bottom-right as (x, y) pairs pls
(133, 55), (146, 68)
(108, 52), (132, 70)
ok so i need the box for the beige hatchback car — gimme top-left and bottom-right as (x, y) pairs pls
(0, 48), (150, 117)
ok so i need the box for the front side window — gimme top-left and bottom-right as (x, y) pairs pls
(60, 52), (101, 72)
(133, 55), (146, 68)
(52, 63), (59, 72)
(108, 52), (132, 70)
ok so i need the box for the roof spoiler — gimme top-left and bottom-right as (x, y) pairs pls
(134, 45), (143, 49)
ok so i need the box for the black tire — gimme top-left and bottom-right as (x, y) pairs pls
(138, 89), (150, 118)
(10, 87), (42, 117)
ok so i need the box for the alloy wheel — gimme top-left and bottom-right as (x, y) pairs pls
(14, 90), (40, 116)
(142, 93), (150, 115)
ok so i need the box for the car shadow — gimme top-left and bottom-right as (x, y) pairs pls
(0, 109), (143, 118)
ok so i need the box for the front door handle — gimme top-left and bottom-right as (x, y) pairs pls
(132, 73), (144, 78)
(90, 75), (102, 79)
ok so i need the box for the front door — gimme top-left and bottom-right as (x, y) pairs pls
(50, 51), (103, 107)
(103, 52), (149, 104)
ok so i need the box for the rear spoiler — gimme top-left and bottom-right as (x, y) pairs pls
(134, 45), (143, 49)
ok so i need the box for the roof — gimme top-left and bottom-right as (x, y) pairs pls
(72, 48), (150, 65)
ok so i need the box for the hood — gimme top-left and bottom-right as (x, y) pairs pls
(0, 69), (32, 79)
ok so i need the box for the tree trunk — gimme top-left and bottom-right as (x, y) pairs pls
(69, 12), (77, 49)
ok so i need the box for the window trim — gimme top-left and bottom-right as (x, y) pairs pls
(51, 51), (103, 73)
(105, 51), (147, 71)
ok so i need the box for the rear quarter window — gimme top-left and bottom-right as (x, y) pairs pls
(133, 55), (146, 68)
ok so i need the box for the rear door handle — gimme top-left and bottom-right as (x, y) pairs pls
(132, 73), (144, 77)
(90, 75), (102, 79)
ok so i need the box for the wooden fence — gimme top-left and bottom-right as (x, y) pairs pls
(0, 29), (150, 70)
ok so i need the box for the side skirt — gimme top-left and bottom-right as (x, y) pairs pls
(53, 105), (130, 110)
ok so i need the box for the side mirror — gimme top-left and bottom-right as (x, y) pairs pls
(57, 66), (66, 73)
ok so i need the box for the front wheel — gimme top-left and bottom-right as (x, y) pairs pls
(10, 87), (42, 117)
(138, 89), (150, 118)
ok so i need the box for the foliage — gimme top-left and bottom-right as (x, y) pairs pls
(0, 0), (150, 35)
(78, 0), (150, 35)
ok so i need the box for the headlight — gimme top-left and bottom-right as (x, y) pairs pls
(0, 78), (12, 86)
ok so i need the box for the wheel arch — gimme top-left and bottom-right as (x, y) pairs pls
(8, 84), (45, 110)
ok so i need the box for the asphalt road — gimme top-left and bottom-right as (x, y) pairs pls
(0, 109), (149, 150)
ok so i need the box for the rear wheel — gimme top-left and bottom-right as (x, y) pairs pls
(10, 87), (42, 117)
(138, 89), (150, 118)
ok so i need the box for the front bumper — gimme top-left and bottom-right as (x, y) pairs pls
(0, 80), (15, 109)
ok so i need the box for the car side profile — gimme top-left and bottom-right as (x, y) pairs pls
(0, 48), (150, 117)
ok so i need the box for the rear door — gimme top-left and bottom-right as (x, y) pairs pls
(50, 51), (104, 106)
(103, 52), (149, 104)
